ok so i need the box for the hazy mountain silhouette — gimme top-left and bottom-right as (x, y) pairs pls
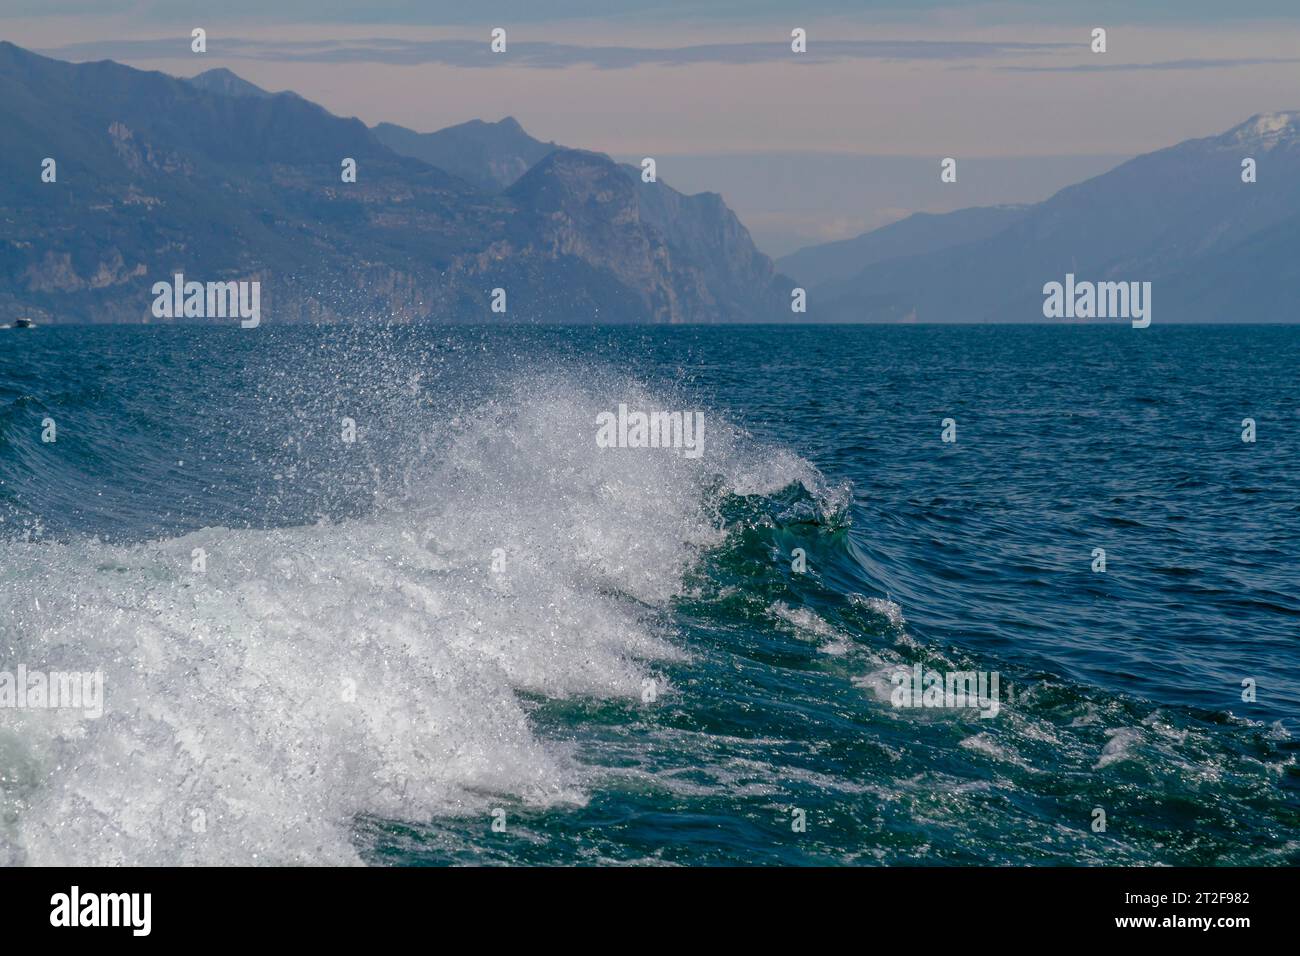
(777, 205), (1027, 288)
(8, 37), (1289, 326)
(186, 67), (293, 100)
(374, 117), (557, 193)
(375, 115), (791, 322)
(0, 42), (791, 324)
(798, 113), (1300, 322)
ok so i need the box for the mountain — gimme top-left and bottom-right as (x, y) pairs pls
(376, 115), (791, 320)
(776, 205), (1027, 288)
(0, 43), (791, 325)
(629, 170), (786, 322)
(809, 112), (1300, 322)
(501, 149), (789, 323)
(185, 67), (287, 100)
(374, 117), (556, 193)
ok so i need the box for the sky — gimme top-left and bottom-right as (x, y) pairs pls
(3, 1), (1297, 255)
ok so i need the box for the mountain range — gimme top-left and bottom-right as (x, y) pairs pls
(0, 42), (792, 325)
(372, 116), (557, 194)
(778, 113), (1300, 323)
(3, 38), (1296, 326)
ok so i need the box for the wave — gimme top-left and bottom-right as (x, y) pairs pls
(0, 371), (843, 865)
(4, 331), (1295, 866)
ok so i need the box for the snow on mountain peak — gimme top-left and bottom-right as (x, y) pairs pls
(1223, 111), (1300, 149)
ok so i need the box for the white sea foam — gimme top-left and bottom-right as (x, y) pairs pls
(768, 603), (855, 656)
(850, 594), (906, 628)
(1095, 727), (1144, 769)
(0, 375), (829, 865)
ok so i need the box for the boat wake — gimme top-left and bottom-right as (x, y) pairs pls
(0, 370), (840, 864)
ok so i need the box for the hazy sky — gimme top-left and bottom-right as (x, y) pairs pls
(5, 1), (1296, 254)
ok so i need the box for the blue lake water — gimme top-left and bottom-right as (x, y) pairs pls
(1, 323), (1296, 865)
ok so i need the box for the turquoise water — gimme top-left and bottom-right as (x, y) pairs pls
(1, 324), (1297, 865)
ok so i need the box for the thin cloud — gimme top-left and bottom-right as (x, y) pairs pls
(1004, 56), (1300, 72)
(39, 36), (1071, 69)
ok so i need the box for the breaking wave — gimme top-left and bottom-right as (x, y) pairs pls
(0, 365), (842, 865)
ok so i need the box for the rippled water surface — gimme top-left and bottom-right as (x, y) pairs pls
(1, 324), (1296, 865)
